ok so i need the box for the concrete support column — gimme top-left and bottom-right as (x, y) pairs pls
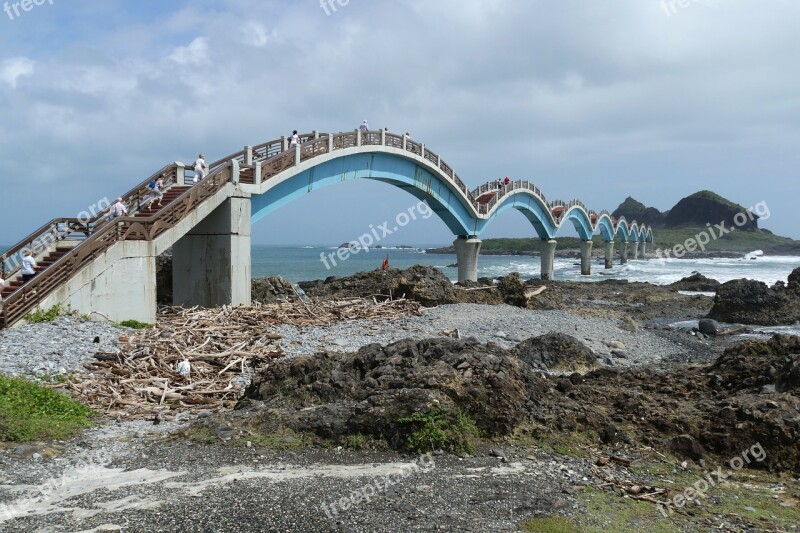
(175, 162), (186, 186)
(173, 195), (252, 307)
(632, 241), (640, 260)
(604, 241), (614, 269)
(619, 242), (628, 265)
(639, 240), (647, 258)
(453, 236), (481, 283)
(540, 239), (557, 280)
(580, 240), (593, 276)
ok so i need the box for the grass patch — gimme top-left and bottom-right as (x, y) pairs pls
(0, 375), (93, 442)
(25, 303), (68, 324)
(118, 319), (152, 329)
(399, 407), (480, 455)
(521, 516), (582, 532)
(574, 459), (800, 532)
(342, 433), (374, 450)
(532, 431), (594, 458)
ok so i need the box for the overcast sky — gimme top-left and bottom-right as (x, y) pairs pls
(1, 0), (798, 246)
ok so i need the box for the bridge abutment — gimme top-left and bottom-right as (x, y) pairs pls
(580, 240), (593, 275)
(604, 241), (614, 269)
(540, 239), (556, 280)
(173, 195), (252, 307)
(453, 236), (481, 283)
(620, 242), (628, 264)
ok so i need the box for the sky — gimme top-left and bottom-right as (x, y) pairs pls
(1, 0), (799, 246)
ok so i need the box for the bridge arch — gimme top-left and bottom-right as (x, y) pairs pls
(250, 151), (480, 236)
(477, 191), (556, 239)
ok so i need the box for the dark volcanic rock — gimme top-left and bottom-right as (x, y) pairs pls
(252, 277), (301, 304)
(708, 270), (800, 325)
(243, 337), (548, 446)
(212, 334), (800, 472)
(514, 333), (597, 372)
(299, 265), (456, 307)
(698, 318), (721, 336)
(669, 272), (721, 292)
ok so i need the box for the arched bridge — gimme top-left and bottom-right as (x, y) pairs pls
(0, 129), (653, 327)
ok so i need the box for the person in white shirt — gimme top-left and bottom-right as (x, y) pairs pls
(359, 120), (369, 132)
(21, 249), (37, 284)
(0, 274), (5, 305)
(289, 130), (300, 147)
(193, 154), (208, 184)
(110, 198), (128, 219)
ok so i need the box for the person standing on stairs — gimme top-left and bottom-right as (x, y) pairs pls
(148, 177), (164, 209)
(21, 249), (37, 285)
(0, 273), (5, 309)
(193, 153), (208, 184)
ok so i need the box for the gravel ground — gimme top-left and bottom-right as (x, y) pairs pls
(274, 303), (690, 368)
(0, 418), (617, 533)
(0, 317), (124, 378)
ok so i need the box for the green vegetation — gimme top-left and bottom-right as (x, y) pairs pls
(118, 319), (152, 329)
(399, 407), (480, 454)
(342, 433), (373, 450)
(0, 375), (93, 442)
(25, 303), (68, 323)
(522, 516), (582, 532)
(686, 189), (746, 211)
(651, 226), (797, 253)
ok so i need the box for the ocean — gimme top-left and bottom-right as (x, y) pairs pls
(251, 245), (800, 287)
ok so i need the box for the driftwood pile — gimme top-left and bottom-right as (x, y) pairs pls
(66, 298), (420, 418)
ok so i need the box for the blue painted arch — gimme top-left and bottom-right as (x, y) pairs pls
(250, 152), (477, 236)
(476, 191), (556, 239)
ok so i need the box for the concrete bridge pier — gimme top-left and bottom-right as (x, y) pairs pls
(620, 242), (628, 264)
(453, 236), (481, 283)
(540, 239), (556, 280)
(639, 240), (647, 258)
(604, 241), (614, 269)
(632, 241), (640, 260)
(580, 240), (593, 276)
(173, 194), (252, 307)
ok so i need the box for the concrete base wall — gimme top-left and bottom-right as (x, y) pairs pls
(580, 240), (593, 276)
(37, 240), (157, 324)
(173, 196), (252, 307)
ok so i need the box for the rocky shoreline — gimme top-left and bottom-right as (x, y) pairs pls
(1, 268), (799, 532)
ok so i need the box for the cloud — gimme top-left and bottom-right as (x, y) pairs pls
(242, 21), (269, 47)
(1, 56), (35, 88)
(167, 37), (208, 65)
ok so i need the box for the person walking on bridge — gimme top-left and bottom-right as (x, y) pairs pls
(289, 130), (300, 147)
(110, 197), (128, 219)
(193, 154), (208, 184)
(359, 120), (369, 132)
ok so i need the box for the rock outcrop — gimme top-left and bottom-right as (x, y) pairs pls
(669, 272), (721, 292)
(213, 334), (800, 472)
(708, 268), (800, 325)
(665, 190), (758, 231)
(611, 197), (666, 228)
